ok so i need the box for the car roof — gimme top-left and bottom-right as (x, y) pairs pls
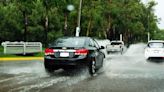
(60, 36), (91, 39)
(148, 40), (164, 43)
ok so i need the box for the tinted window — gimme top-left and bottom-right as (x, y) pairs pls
(51, 38), (86, 47)
(89, 39), (95, 47)
(148, 42), (164, 48)
(93, 40), (100, 48)
(88, 39), (100, 48)
(111, 42), (122, 45)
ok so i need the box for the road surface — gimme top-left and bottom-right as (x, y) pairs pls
(0, 43), (164, 92)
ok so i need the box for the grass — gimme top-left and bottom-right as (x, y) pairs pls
(0, 46), (3, 53)
(0, 46), (44, 57)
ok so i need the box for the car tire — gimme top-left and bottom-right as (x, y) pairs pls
(100, 58), (104, 67)
(121, 48), (123, 55)
(44, 61), (57, 73)
(89, 59), (96, 76)
(44, 65), (54, 73)
(120, 51), (123, 55)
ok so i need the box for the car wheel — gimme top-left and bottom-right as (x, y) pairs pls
(120, 51), (123, 55)
(89, 59), (96, 75)
(44, 66), (54, 73)
(121, 48), (123, 55)
(100, 58), (104, 67)
(44, 61), (54, 73)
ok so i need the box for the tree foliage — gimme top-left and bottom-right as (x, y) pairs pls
(0, 0), (161, 46)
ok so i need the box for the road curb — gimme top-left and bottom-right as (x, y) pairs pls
(0, 57), (44, 61)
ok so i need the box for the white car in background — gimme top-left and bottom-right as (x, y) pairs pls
(144, 40), (164, 59)
(106, 40), (124, 54)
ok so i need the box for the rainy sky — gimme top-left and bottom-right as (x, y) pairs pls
(154, 0), (164, 29)
(142, 0), (164, 29)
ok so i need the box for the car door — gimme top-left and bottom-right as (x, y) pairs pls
(92, 39), (104, 67)
(88, 39), (100, 67)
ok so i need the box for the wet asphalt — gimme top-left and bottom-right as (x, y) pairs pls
(0, 43), (164, 92)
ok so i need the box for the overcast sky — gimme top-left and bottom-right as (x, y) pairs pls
(142, 0), (164, 29)
(154, 0), (164, 29)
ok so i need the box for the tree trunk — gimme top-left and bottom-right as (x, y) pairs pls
(86, 17), (92, 36)
(64, 12), (68, 36)
(44, 15), (48, 46)
(23, 11), (28, 42)
(106, 14), (112, 40)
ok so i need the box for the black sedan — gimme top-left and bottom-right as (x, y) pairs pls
(44, 37), (105, 75)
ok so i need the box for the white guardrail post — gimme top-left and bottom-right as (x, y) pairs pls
(40, 43), (42, 52)
(23, 42), (26, 55)
(1, 42), (7, 54)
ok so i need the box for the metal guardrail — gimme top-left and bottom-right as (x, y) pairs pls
(1, 41), (42, 55)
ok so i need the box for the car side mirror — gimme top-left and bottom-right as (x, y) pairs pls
(100, 46), (105, 49)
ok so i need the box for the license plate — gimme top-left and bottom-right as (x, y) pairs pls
(60, 52), (69, 57)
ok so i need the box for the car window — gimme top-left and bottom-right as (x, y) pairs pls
(93, 39), (100, 49)
(52, 38), (86, 47)
(89, 39), (95, 47)
(111, 42), (122, 45)
(148, 42), (164, 48)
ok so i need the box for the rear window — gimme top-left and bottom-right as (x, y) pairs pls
(148, 42), (164, 48)
(51, 37), (86, 47)
(111, 42), (122, 45)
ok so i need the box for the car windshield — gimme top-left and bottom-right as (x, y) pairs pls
(51, 37), (86, 47)
(148, 42), (164, 48)
(111, 42), (122, 45)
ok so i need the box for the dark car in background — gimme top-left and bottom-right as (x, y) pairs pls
(44, 37), (105, 75)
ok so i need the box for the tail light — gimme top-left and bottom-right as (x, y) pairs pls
(75, 49), (88, 55)
(45, 48), (54, 55)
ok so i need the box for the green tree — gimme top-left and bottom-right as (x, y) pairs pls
(0, 0), (161, 46)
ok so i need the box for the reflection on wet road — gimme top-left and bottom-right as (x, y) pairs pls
(0, 43), (164, 92)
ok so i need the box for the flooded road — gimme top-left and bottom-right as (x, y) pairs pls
(0, 43), (164, 92)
